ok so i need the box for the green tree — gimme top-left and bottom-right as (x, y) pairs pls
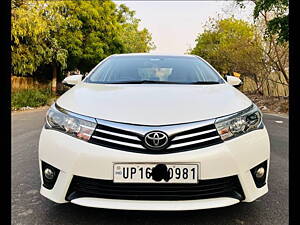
(69, 0), (125, 72)
(189, 16), (288, 95)
(190, 17), (264, 85)
(117, 4), (155, 53)
(12, 0), (155, 92)
(237, 0), (289, 83)
(11, 3), (49, 76)
(237, 0), (288, 43)
(11, 1), (80, 91)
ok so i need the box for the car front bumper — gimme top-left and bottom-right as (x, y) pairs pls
(39, 125), (270, 211)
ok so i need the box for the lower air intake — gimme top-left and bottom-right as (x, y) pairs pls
(66, 175), (245, 201)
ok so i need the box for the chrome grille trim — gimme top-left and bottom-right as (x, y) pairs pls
(169, 136), (220, 149)
(89, 118), (223, 153)
(91, 136), (145, 149)
(95, 129), (140, 141)
(172, 128), (216, 141)
(95, 118), (216, 137)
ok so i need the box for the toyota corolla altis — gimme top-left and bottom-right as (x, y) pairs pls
(39, 54), (270, 211)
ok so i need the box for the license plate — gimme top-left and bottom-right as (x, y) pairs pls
(113, 163), (199, 184)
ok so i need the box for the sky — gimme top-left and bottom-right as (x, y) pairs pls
(115, 1), (255, 54)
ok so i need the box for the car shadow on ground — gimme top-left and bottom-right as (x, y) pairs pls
(44, 198), (267, 225)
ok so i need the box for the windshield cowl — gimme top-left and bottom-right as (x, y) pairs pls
(88, 80), (221, 85)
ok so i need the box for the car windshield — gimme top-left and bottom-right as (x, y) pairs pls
(85, 55), (224, 84)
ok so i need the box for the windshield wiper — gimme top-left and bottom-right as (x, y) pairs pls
(98, 80), (220, 84)
(189, 81), (220, 84)
(104, 80), (184, 84)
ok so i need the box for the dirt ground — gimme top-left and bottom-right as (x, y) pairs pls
(245, 92), (289, 115)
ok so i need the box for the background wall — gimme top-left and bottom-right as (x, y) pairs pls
(242, 72), (289, 97)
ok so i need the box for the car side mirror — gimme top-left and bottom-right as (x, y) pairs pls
(225, 75), (242, 87)
(62, 75), (83, 87)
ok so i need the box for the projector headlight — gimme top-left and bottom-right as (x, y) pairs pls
(45, 104), (96, 141)
(215, 104), (263, 140)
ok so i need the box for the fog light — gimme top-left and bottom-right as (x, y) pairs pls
(41, 161), (60, 189)
(44, 168), (55, 180)
(250, 160), (268, 188)
(255, 167), (265, 178)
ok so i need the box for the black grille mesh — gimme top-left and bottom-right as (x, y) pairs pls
(66, 175), (244, 201)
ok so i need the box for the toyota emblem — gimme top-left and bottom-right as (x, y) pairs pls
(144, 131), (169, 150)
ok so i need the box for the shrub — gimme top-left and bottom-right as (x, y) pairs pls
(11, 88), (55, 110)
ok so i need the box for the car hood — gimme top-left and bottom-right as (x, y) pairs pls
(56, 83), (252, 125)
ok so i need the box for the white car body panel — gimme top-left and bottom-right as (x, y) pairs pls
(70, 197), (240, 211)
(56, 83), (252, 125)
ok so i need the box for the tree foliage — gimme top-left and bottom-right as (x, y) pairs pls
(237, 0), (288, 43)
(189, 16), (288, 95)
(237, 0), (289, 83)
(11, 0), (155, 91)
(190, 17), (263, 79)
(11, 3), (49, 75)
(117, 4), (155, 53)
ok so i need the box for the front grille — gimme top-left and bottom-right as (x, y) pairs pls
(66, 175), (244, 201)
(168, 124), (222, 151)
(88, 119), (223, 154)
(90, 123), (144, 150)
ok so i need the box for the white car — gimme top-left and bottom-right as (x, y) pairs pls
(39, 53), (270, 211)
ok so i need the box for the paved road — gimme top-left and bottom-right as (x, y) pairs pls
(12, 109), (288, 225)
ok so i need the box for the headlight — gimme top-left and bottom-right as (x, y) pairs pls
(45, 104), (96, 141)
(215, 104), (263, 140)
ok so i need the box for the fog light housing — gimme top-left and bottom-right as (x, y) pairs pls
(41, 161), (60, 190)
(250, 160), (268, 188)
